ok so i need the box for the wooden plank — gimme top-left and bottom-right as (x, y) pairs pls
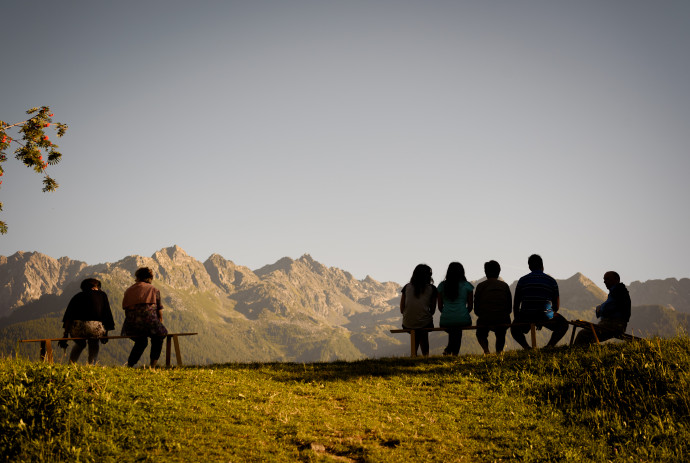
(20, 333), (198, 367)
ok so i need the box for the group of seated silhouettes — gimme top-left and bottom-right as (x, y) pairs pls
(58, 267), (169, 367)
(400, 254), (632, 357)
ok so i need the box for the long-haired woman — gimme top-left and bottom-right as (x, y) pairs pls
(437, 262), (474, 355)
(400, 264), (437, 357)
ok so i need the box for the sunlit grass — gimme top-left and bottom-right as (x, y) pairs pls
(2, 336), (689, 461)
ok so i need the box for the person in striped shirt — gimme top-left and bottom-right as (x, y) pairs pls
(510, 254), (569, 349)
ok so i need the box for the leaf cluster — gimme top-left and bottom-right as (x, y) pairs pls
(0, 106), (68, 234)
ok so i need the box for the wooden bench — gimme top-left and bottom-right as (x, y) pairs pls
(390, 323), (538, 357)
(567, 320), (639, 346)
(19, 333), (198, 367)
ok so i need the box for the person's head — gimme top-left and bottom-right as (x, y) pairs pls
(80, 278), (101, 291)
(603, 271), (621, 290)
(445, 262), (467, 283)
(441, 262), (467, 301)
(528, 254), (544, 272)
(410, 264), (433, 286)
(134, 267), (154, 283)
(484, 260), (501, 279)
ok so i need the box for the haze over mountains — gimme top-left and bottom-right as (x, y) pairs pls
(1, 245), (689, 364)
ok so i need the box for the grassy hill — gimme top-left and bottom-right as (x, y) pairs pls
(2, 336), (690, 462)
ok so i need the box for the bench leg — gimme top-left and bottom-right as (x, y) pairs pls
(165, 336), (172, 367)
(173, 335), (183, 366)
(590, 324), (601, 344)
(410, 331), (417, 358)
(530, 324), (537, 349)
(40, 340), (54, 363)
(569, 325), (578, 346)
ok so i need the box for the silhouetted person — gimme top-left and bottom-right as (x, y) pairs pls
(437, 262), (474, 356)
(474, 260), (512, 354)
(510, 254), (569, 349)
(122, 267), (168, 367)
(59, 278), (114, 364)
(574, 271), (631, 345)
(400, 264), (437, 357)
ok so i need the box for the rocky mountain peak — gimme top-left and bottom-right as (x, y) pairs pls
(255, 257), (295, 277)
(0, 251), (87, 316)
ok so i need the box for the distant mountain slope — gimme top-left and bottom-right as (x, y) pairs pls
(0, 246), (405, 364)
(0, 252), (88, 316)
(628, 278), (690, 313)
(1, 246), (688, 363)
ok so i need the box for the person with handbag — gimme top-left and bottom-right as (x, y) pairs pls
(59, 278), (114, 364)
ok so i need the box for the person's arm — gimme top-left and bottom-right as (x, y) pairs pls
(552, 296), (560, 312)
(513, 284), (522, 319)
(155, 289), (164, 322)
(400, 289), (406, 314)
(429, 286), (438, 315)
(467, 290), (474, 313)
(504, 286), (513, 315)
(102, 293), (116, 331)
(62, 319), (72, 337)
(437, 292), (444, 313)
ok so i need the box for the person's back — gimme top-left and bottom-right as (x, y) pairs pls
(438, 280), (474, 326)
(474, 279), (511, 324)
(514, 271), (559, 320)
(402, 283), (436, 329)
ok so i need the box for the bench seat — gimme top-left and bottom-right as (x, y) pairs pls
(390, 323), (538, 357)
(567, 320), (639, 345)
(19, 333), (198, 367)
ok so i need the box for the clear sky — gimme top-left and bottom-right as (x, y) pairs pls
(1, 1), (689, 286)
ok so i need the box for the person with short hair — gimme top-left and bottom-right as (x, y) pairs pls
(59, 278), (114, 364)
(474, 260), (512, 354)
(121, 267), (168, 367)
(510, 254), (569, 349)
(574, 271), (631, 345)
(437, 262), (474, 356)
(400, 264), (437, 357)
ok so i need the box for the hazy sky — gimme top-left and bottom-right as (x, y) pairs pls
(1, 1), (689, 286)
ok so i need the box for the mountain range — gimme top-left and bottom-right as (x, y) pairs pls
(1, 245), (689, 364)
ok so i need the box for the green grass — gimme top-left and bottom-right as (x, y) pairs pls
(2, 337), (690, 462)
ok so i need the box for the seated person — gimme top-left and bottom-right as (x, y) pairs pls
(437, 262), (474, 356)
(474, 260), (512, 354)
(574, 271), (631, 345)
(59, 278), (114, 364)
(510, 254), (569, 349)
(400, 264), (437, 357)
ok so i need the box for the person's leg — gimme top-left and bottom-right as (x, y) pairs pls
(443, 328), (458, 355)
(451, 329), (463, 355)
(494, 327), (508, 353)
(510, 321), (532, 350)
(86, 338), (100, 364)
(545, 314), (569, 347)
(476, 326), (490, 354)
(417, 330), (430, 357)
(128, 337), (148, 367)
(69, 339), (86, 363)
(574, 326), (596, 345)
(149, 336), (165, 367)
